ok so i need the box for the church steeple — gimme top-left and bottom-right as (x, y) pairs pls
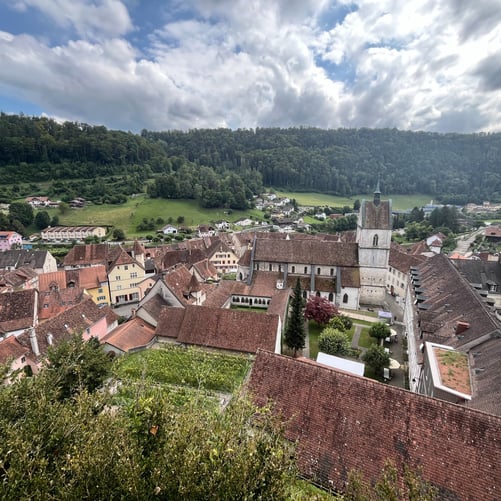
(373, 176), (381, 206)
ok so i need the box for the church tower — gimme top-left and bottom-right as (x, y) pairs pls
(356, 181), (392, 305)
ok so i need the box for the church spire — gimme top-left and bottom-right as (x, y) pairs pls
(374, 176), (381, 206)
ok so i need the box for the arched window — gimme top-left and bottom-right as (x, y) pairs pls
(317, 267), (321, 275)
(330, 268), (334, 276)
(328, 293), (334, 302)
(316, 291), (321, 297)
(292, 266), (296, 273)
(373, 234), (379, 246)
(269, 263), (272, 271)
(343, 293), (348, 304)
(304, 266), (308, 274)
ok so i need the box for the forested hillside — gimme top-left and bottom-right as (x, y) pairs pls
(2, 113), (501, 205)
(145, 127), (501, 204)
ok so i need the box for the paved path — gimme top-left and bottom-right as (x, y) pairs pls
(351, 324), (363, 350)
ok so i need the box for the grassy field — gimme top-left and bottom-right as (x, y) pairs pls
(53, 195), (266, 238)
(40, 190), (431, 239)
(275, 191), (432, 211)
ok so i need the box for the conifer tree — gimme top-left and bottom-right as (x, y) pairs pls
(285, 279), (306, 357)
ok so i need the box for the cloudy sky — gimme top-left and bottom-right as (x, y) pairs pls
(0, 0), (500, 133)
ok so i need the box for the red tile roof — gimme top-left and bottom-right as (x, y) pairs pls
(0, 335), (30, 364)
(0, 289), (36, 334)
(247, 350), (501, 500)
(102, 317), (155, 353)
(254, 239), (358, 267)
(156, 305), (279, 353)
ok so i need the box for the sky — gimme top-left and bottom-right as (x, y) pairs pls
(0, 0), (500, 133)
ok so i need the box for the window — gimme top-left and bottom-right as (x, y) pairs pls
(292, 266), (295, 273)
(98, 288), (103, 293)
(97, 295), (106, 301)
(124, 265), (129, 270)
(116, 285), (122, 291)
(43, 303), (49, 309)
(269, 264), (272, 271)
(330, 268), (334, 276)
(328, 293), (334, 302)
(21, 356), (26, 363)
(115, 275), (121, 281)
(317, 267), (321, 275)
(304, 266), (308, 274)
(130, 272), (137, 278)
(343, 293), (349, 304)
(373, 234), (379, 246)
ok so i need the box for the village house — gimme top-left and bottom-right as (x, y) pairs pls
(160, 224), (178, 235)
(0, 266), (39, 293)
(25, 196), (50, 207)
(101, 316), (156, 356)
(0, 231), (23, 251)
(0, 249), (57, 274)
(0, 289), (38, 340)
(0, 335), (36, 381)
(247, 350), (501, 500)
(41, 225), (106, 242)
(63, 242), (146, 306)
(38, 270), (87, 321)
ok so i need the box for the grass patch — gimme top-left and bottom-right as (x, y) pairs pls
(112, 344), (252, 393)
(307, 321), (324, 360)
(357, 327), (377, 349)
(274, 191), (431, 211)
(55, 194), (266, 238)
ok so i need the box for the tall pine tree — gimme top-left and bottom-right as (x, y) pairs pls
(285, 279), (306, 357)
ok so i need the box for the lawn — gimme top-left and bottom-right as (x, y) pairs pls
(275, 191), (431, 211)
(357, 327), (377, 349)
(112, 344), (252, 393)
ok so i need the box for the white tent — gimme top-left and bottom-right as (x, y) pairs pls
(316, 352), (365, 377)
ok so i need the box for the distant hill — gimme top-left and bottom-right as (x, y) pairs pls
(2, 113), (501, 205)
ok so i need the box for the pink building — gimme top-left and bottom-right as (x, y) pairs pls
(0, 231), (22, 251)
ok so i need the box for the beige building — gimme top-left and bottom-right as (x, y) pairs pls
(41, 226), (106, 242)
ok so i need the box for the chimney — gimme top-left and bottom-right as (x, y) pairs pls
(29, 327), (40, 357)
(456, 321), (470, 335)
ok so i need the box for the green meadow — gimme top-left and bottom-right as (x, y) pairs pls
(54, 194), (266, 238)
(44, 190), (432, 238)
(274, 191), (432, 211)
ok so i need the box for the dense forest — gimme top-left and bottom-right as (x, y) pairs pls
(2, 113), (501, 205)
(145, 127), (501, 204)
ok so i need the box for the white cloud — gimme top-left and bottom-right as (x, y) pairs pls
(0, 0), (500, 132)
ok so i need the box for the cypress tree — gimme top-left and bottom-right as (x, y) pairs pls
(285, 279), (306, 357)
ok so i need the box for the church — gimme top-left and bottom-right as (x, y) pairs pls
(237, 186), (392, 309)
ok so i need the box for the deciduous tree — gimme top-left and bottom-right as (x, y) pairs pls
(304, 295), (338, 325)
(362, 345), (390, 376)
(369, 322), (391, 343)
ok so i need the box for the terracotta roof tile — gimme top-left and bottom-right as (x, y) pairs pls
(102, 317), (155, 352)
(0, 290), (36, 334)
(247, 350), (501, 500)
(0, 335), (30, 364)
(157, 305), (279, 353)
(254, 238), (358, 267)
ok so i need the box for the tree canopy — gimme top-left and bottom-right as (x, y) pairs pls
(3, 114), (501, 205)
